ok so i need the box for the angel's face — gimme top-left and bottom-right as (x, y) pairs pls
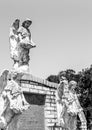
(71, 85), (76, 93)
(24, 21), (31, 28)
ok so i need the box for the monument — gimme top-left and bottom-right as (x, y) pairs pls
(0, 19), (88, 130)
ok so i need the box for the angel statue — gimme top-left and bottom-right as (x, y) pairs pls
(56, 75), (71, 130)
(9, 19), (36, 73)
(0, 71), (30, 130)
(68, 81), (87, 130)
(56, 75), (87, 130)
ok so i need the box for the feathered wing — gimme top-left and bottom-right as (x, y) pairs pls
(0, 70), (9, 95)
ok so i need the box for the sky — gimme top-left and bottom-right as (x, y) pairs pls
(0, 0), (92, 79)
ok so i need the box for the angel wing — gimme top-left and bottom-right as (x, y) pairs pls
(0, 70), (9, 95)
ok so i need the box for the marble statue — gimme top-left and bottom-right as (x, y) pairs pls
(68, 81), (87, 130)
(56, 76), (72, 129)
(0, 72), (30, 130)
(9, 19), (36, 73)
(56, 77), (87, 130)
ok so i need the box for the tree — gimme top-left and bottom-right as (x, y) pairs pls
(58, 69), (76, 82)
(46, 75), (59, 83)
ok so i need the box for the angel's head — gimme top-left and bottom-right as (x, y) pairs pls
(22, 19), (32, 29)
(69, 80), (77, 93)
(57, 80), (68, 99)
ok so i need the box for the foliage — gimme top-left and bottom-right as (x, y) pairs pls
(46, 75), (59, 83)
(58, 69), (76, 82)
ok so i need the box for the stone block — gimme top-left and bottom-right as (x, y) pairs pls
(29, 88), (39, 93)
(22, 87), (30, 92)
(45, 103), (51, 107)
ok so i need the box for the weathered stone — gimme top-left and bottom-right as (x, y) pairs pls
(0, 70), (9, 94)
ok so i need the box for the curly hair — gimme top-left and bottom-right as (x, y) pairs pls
(22, 20), (32, 27)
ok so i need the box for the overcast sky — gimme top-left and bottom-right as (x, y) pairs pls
(0, 0), (92, 78)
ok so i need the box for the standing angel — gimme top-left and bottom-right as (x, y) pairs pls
(68, 81), (87, 130)
(0, 72), (30, 130)
(16, 19), (36, 73)
(9, 19), (36, 73)
(56, 75), (69, 127)
(56, 78), (87, 130)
